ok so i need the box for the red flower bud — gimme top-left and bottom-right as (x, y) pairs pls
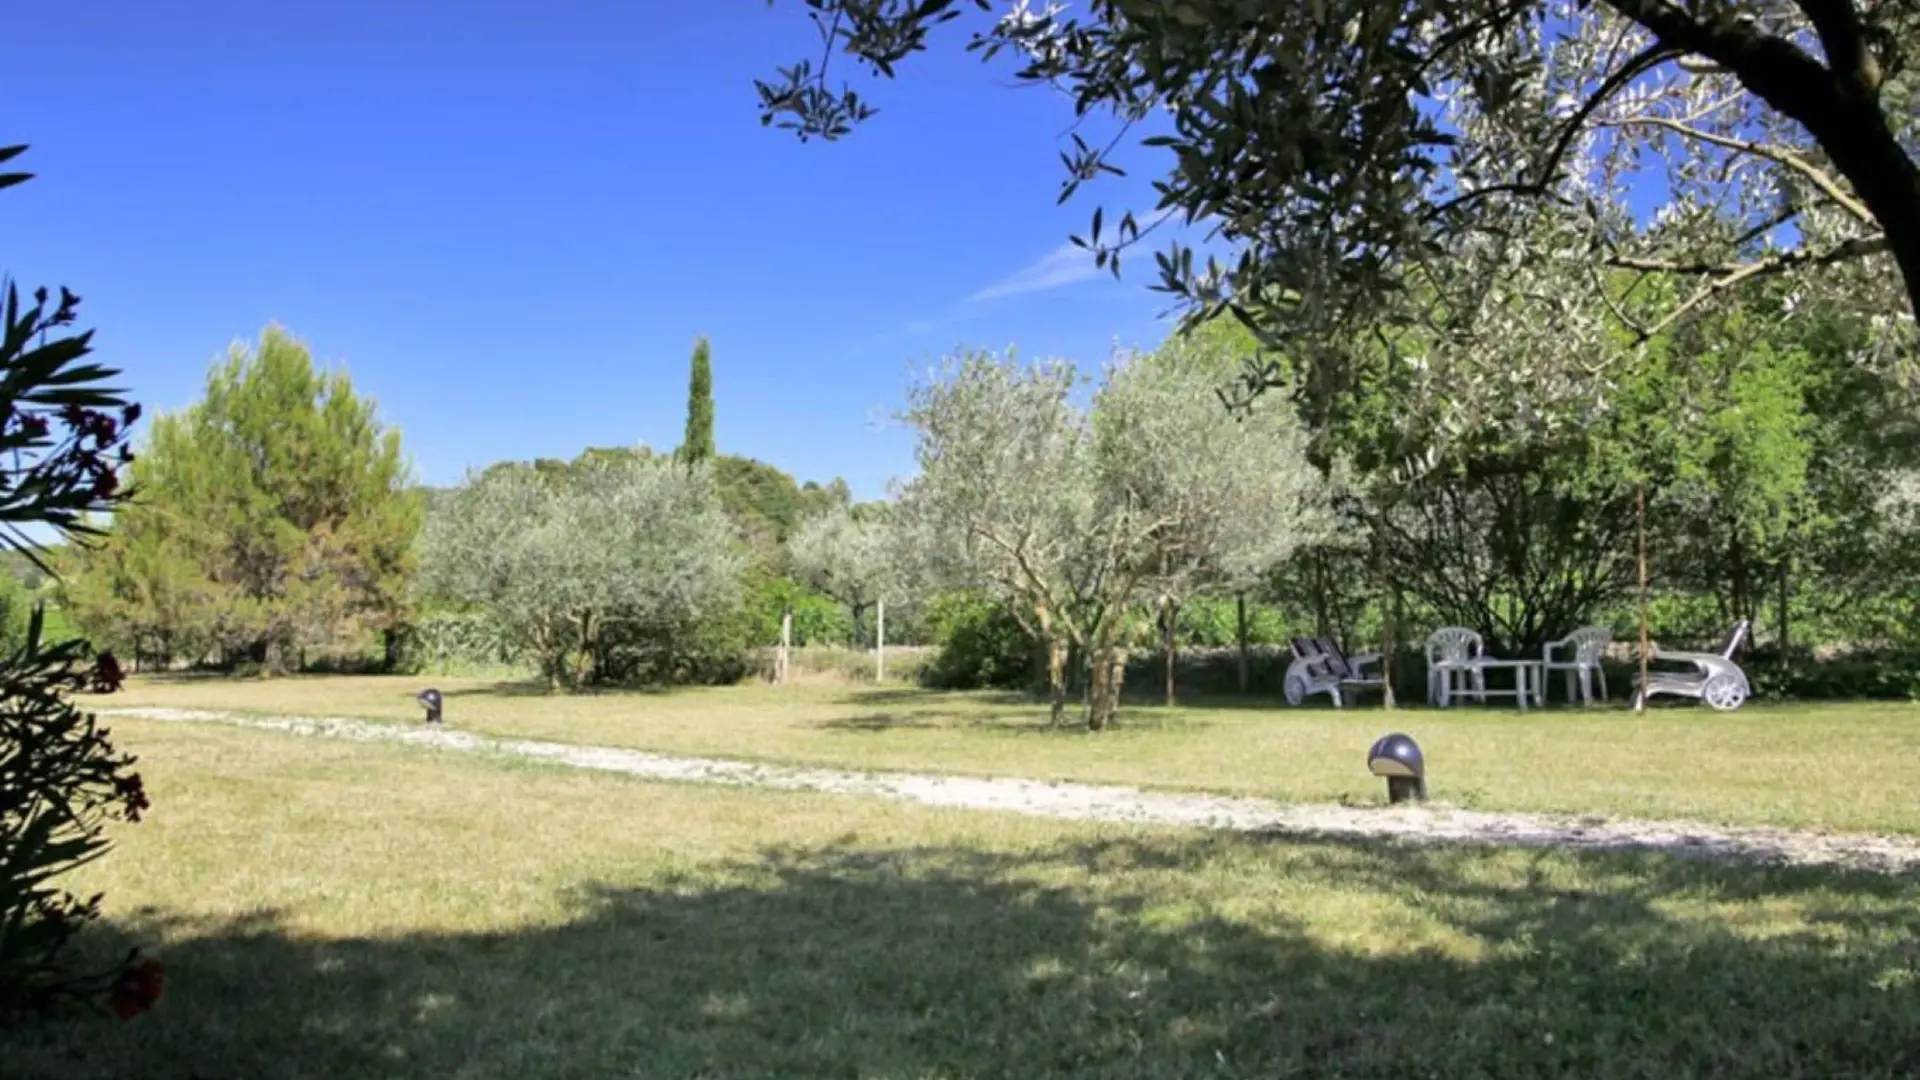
(110, 958), (164, 1020)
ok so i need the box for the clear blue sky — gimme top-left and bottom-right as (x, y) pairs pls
(8, 1), (1189, 500)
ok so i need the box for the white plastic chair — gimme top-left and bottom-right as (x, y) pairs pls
(1425, 627), (1485, 706)
(1631, 620), (1752, 712)
(1542, 626), (1612, 706)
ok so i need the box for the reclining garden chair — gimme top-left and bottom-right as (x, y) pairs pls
(1631, 619), (1752, 712)
(1284, 637), (1386, 708)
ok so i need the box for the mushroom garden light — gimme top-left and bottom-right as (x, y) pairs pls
(1367, 733), (1426, 804)
(417, 687), (443, 725)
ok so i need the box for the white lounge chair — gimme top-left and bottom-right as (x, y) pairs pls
(1284, 636), (1385, 708)
(1542, 626), (1612, 706)
(1631, 620), (1752, 712)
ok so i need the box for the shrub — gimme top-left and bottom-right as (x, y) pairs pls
(0, 225), (151, 1020)
(394, 608), (526, 675)
(1745, 651), (1920, 702)
(743, 574), (851, 647)
(1173, 595), (1291, 648)
(0, 572), (34, 653)
(1, 613), (149, 1017)
(918, 591), (1037, 690)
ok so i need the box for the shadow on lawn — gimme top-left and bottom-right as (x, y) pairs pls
(837, 686), (1043, 709)
(829, 684), (1457, 722)
(817, 710), (983, 732)
(815, 706), (1227, 738)
(12, 836), (1920, 1080)
(435, 679), (684, 701)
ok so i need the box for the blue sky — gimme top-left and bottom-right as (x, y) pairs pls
(7, 1), (1187, 500)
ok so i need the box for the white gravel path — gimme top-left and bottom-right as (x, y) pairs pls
(103, 706), (1920, 875)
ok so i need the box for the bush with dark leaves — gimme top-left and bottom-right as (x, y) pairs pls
(0, 143), (152, 1021)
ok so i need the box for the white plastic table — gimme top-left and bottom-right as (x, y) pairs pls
(1439, 658), (1542, 710)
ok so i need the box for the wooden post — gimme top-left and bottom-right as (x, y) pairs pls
(1384, 579), (1400, 710)
(776, 609), (792, 685)
(876, 598), (886, 682)
(1162, 597), (1177, 707)
(1235, 592), (1250, 694)
(1636, 484), (1650, 710)
(1777, 556), (1791, 668)
(1374, 509), (1397, 710)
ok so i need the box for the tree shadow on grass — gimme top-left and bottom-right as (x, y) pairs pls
(809, 710), (1088, 734)
(836, 686), (1042, 709)
(122, 670), (243, 685)
(9, 836), (1919, 1080)
(436, 679), (683, 701)
(816, 711), (965, 732)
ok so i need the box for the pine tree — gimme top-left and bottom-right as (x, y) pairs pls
(678, 336), (715, 466)
(63, 325), (422, 673)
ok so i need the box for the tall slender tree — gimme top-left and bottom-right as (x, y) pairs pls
(678, 336), (715, 466)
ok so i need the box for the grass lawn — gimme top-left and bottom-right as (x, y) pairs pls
(6, 718), (1919, 1079)
(101, 673), (1920, 836)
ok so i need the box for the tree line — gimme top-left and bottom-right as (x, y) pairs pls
(47, 284), (1920, 721)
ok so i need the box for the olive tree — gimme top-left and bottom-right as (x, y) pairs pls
(759, 0), (1919, 430)
(892, 353), (1098, 723)
(1094, 348), (1331, 706)
(787, 503), (900, 653)
(419, 454), (744, 689)
(895, 348), (1327, 727)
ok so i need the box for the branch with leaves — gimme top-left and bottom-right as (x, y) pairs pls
(1, 143), (152, 1021)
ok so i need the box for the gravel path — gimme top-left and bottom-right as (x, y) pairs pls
(104, 706), (1920, 874)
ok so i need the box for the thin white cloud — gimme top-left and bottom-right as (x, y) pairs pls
(967, 242), (1102, 303)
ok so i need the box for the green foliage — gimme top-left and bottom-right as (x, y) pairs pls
(0, 550), (51, 590)
(713, 454), (851, 560)
(1747, 653), (1920, 703)
(761, 0), (1920, 414)
(0, 613), (149, 1018)
(62, 326), (422, 672)
(743, 574), (852, 648)
(917, 590), (1037, 691)
(392, 608), (526, 676)
(896, 347), (1326, 724)
(787, 504), (898, 644)
(1172, 595), (1290, 648)
(677, 337), (715, 467)
(0, 573), (35, 654)
(419, 453), (746, 690)
(603, 606), (756, 687)
(526, 446), (851, 571)
(0, 162), (151, 1017)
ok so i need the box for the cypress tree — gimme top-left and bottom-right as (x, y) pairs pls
(678, 336), (715, 466)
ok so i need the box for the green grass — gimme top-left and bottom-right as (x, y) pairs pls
(100, 673), (1920, 835)
(6, 718), (1920, 1079)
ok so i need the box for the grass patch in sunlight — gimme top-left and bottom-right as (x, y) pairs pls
(2, 719), (1918, 1078)
(102, 673), (1920, 835)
